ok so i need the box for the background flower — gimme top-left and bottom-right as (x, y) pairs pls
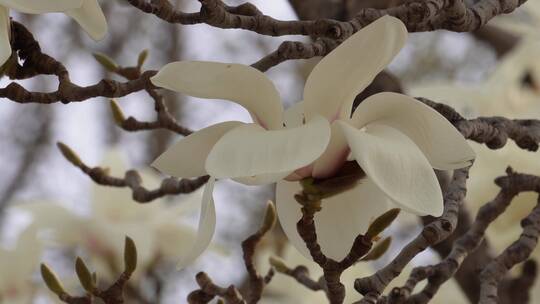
(18, 149), (206, 281)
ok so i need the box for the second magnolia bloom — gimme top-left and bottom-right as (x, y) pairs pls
(150, 16), (475, 265)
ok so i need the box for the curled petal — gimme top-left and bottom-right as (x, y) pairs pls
(338, 122), (443, 216)
(0, 6), (10, 67)
(177, 177), (216, 269)
(66, 0), (107, 41)
(351, 92), (475, 170)
(0, 0), (83, 13)
(152, 121), (244, 178)
(276, 178), (391, 261)
(303, 16), (407, 121)
(205, 115), (331, 180)
(151, 61), (284, 129)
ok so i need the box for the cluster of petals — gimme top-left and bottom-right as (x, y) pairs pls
(0, 0), (107, 66)
(150, 16), (475, 265)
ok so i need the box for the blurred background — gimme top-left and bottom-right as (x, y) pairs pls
(0, 0), (539, 303)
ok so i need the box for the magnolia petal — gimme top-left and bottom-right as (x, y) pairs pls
(312, 122), (349, 178)
(0, 6), (10, 67)
(0, 0), (83, 13)
(151, 61), (284, 130)
(283, 101), (304, 128)
(152, 121), (243, 178)
(351, 92), (475, 170)
(206, 115), (331, 179)
(177, 177), (216, 269)
(276, 178), (391, 261)
(339, 122), (443, 216)
(65, 0), (107, 41)
(303, 16), (407, 121)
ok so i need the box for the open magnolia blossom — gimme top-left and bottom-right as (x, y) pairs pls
(150, 15), (474, 263)
(19, 149), (209, 279)
(0, 0), (107, 66)
(0, 225), (41, 304)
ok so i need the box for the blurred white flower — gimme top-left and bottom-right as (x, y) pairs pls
(410, 36), (540, 300)
(0, 0), (107, 65)
(19, 149), (204, 281)
(410, 38), (540, 120)
(150, 16), (474, 265)
(0, 225), (41, 304)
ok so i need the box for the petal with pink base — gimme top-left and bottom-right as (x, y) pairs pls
(205, 115), (331, 181)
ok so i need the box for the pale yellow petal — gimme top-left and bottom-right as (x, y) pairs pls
(303, 16), (407, 121)
(0, 0), (82, 13)
(151, 61), (284, 129)
(65, 0), (107, 41)
(152, 121), (243, 178)
(351, 92), (475, 170)
(339, 122), (443, 216)
(205, 115), (330, 180)
(177, 177), (216, 269)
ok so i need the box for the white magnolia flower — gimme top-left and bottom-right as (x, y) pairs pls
(20, 150), (205, 279)
(0, 0), (107, 66)
(0, 225), (41, 304)
(150, 16), (474, 264)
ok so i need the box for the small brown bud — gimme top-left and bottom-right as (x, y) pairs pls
(124, 236), (137, 274)
(75, 257), (95, 293)
(259, 200), (277, 234)
(361, 237), (392, 261)
(92, 52), (118, 72)
(137, 49), (149, 68)
(109, 100), (125, 126)
(41, 263), (67, 296)
(269, 256), (289, 273)
(365, 208), (400, 240)
(57, 142), (83, 166)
